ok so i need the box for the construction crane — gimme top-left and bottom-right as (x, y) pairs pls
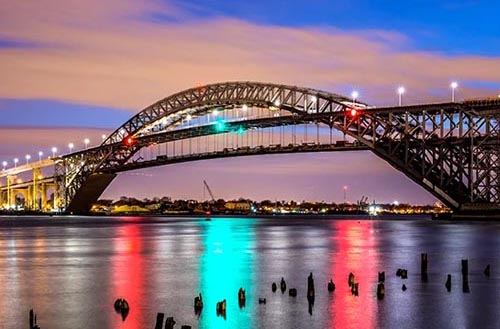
(203, 180), (216, 203)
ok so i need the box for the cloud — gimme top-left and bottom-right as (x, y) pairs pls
(0, 0), (498, 112)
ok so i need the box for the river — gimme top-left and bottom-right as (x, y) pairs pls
(0, 215), (499, 329)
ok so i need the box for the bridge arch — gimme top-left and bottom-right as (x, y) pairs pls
(59, 82), (499, 214)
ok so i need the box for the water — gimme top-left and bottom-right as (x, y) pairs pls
(1, 215), (499, 329)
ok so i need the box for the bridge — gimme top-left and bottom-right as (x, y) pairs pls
(0, 82), (499, 215)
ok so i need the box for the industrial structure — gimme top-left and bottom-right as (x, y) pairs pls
(0, 82), (498, 216)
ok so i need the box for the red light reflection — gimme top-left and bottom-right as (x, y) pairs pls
(328, 220), (379, 328)
(112, 224), (144, 328)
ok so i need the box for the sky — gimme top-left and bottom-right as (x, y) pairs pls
(1, 0), (499, 204)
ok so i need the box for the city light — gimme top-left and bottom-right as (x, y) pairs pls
(84, 138), (90, 149)
(274, 99), (280, 107)
(242, 104), (248, 111)
(311, 95), (317, 103)
(186, 114), (192, 121)
(450, 81), (458, 102)
(398, 86), (405, 106)
(212, 109), (219, 116)
(25, 154), (31, 164)
(51, 147), (57, 158)
(2, 161), (7, 171)
(101, 134), (106, 141)
(14, 158), (19, 168)
(38, 151), (43, 161)
(68, 142), (74, 153)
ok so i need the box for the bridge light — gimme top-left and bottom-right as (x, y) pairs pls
(350, 108), (358, 117)
(215, 119), (226, 132)
(101, 134), (106, 141)
(2, 161), (7, 170)
(124, 136), (136, 147)
(51, 147), (57, 158)
(242, 104), (248, 111)
(186, 114), (192, 121)
(68, 143), (74, 153)
(14, 158), (18, 168)
(38, 151), (43, 161)
(311, 96), (317, 103)
(25, 154), (31, 164)
(212, 109), (219, 116)
(397, 86), (405, 106)
(450, 81), (458, 102)
(274, 99), (280, 107)
(84, 138), (90, 149)
(351, 90), (359, 104)
(237, 126), (245, 135)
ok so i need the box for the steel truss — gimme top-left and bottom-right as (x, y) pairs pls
(57, 82), (500, 213)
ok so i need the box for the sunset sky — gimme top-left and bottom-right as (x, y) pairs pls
(1, 0), (499, 204)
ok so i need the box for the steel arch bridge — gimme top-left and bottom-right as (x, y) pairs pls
(55, 81), (500, 214)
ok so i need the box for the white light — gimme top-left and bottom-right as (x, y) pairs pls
(38, 151), (43, 161)
(14, 158), (18, 168)
(68, 142), (74, 151)
(351, 91), (359, 99)
(101, 134), (106, 140)
(274, 99), (280, 107)
(212, 109), (219, 116)
(242, 104), (248, 111)
(450, 81), (458, 102)
(311, 96), (317, 102)
(397, 86), (405, 106)
(25, 154), (31, 164)
(51, 147), (57, 157)
(84, 138), (90, 145)
(393, 200), (399, 206)
(2, 161), (7, 169)
(186, 114), (192, 121)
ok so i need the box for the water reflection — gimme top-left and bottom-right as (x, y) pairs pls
(111, 224), (145, 328)
(198, 218), (255, 329)
(328, 220), (379, 329)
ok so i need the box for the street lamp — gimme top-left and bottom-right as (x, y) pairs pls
(38, 151), (43, 161)
(186, 114), (192, 121)
(398, 86), (405, 106)
(51, 147), (57, 158)
(2, 161), (7, 171)
(351, 91), (359, 104)
(14, 158), (18, 168)
(451, 81), (458, 102)
(84, 138), (90, 149)
(101, 134), (106, 141)
(68, 142), (74, 153)
(242, 104), (248, 112)
(25, 154), (31, 165)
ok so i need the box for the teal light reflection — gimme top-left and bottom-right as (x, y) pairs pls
(198, 218), (255, 329)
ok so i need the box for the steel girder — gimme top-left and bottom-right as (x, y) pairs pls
(58, 82), (500, 213)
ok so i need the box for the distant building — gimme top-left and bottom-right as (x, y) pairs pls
(225, 200), (251, 212)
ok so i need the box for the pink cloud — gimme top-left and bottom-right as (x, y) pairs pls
(0, 0), (498, 112)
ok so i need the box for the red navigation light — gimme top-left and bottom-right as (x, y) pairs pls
(124, 136), (135, 146)
(350, 108), (358, 117)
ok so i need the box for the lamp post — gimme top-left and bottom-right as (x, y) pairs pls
(351, 91), (359, 105)
(38, 151), (43, 161)
(451, 81), (458, 102)
(101, 134), (106, 142)
(2, 161), (7, 171)
(68, 142), (74, 153)
(14, 158), (18, 169)
(51, 147), (57, 158)
(84, 138), (90, 150)
(398, 86), (405, 106)
(25, 154), (31, 165)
